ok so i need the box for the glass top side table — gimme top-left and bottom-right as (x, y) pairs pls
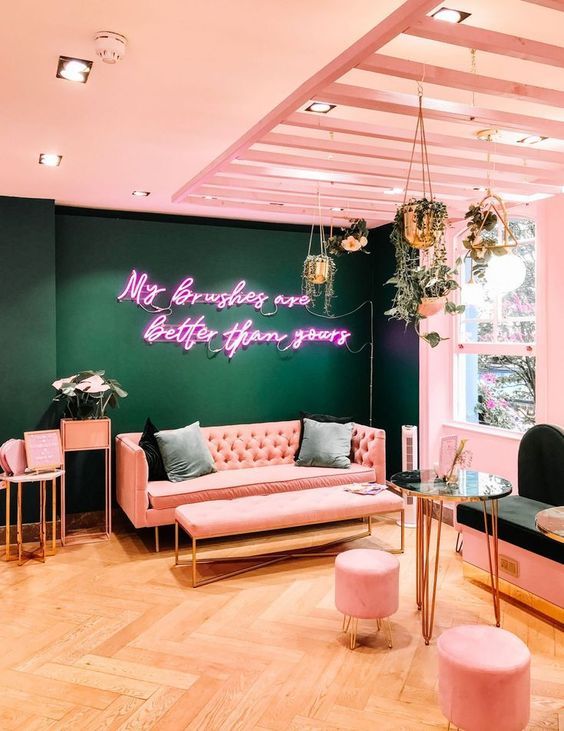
(535, 506), (564, 543)
(389, 469), (512, 644)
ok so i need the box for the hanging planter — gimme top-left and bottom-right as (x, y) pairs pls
(386, 85), (464, 347)
(462, 190), (518, 280)
(401, 198), (449, 250)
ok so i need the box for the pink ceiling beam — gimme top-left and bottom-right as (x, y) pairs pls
(260, 131), (559, 181)
(521, 0), (564, 9)
(182, 195), (392, 224)
(316, 82), (564, 141)
(283, 112), (564, 167)
(171, 0), (443, 203)
(224, 161), (549, 201)
(210, 173), (472, 202)
(358, 53), (564, 109)
(241, 149), (560, 195)
(404, 17), (564, 68)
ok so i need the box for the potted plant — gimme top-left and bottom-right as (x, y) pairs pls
(462, 193), (517, 280)
(400, 198), (448, 250)
(52, 371), (127, 450)
(386, 208), (464, 347)
(326, 219), (369, 256)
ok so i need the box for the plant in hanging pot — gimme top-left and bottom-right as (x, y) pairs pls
(326, 219), (370, 256)
(52, 371), (128, 420)
(399, 198), (449, 250)
(302, 254), (336, 314)
(461, 192), (518, 280)
(386, 208), (465, 347)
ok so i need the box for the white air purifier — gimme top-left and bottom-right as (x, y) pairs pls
(399, 425), (418, 528)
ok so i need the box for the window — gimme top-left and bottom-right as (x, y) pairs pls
(454, 218), (536, 432)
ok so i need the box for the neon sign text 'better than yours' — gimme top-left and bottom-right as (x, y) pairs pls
(117, 269), (351, 359)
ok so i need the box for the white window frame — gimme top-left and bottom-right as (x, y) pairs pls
(452, 216), (537, 434)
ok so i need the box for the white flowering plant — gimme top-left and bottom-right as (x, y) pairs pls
(326, 219), (369, 257)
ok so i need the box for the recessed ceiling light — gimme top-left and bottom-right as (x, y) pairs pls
(305, 102), (336, 114)
(384, 187), (404, 195)
(202, 195), (217, 200)
(269, 202), (284, 206)
(330, 207), (344, 212)
(132, 190), (150, 197)
(39, 153), (62, 167)
(56, 56), (93, 83)
(431, 7), (471, 23)
(517, 135), (547, 145)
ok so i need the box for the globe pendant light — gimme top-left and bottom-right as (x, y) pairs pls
(485, 252), (526, 294)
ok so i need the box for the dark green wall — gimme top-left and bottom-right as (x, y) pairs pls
(0, 199), (418, 522)
(55, 210), (373, 437)
(371, 223), (419, 476)
(0, 196), (57, 522)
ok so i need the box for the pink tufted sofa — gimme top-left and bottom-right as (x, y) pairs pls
(116, 419), (386, 532)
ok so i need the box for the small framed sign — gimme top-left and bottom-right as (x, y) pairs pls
(24, 430), (63, 472)
(439, 435), (458, 479)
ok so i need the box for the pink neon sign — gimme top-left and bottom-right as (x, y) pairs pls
(118, 269), (351, 359)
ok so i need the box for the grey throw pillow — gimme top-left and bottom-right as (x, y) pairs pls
(295, 418), (353, 469)
(155, 422), (216, 482)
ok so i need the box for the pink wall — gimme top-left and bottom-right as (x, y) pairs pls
(419, 196), (564, 493)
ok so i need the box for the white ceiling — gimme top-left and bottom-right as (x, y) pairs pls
(1, 0), (401, 223)
(2, 0), (563, 225)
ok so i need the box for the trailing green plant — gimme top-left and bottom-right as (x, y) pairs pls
(401, 197), (449, 249)
(462, 202), (499, 280)
(52, 370), (127, 419)
(302, 255), (336, 315)
(385, 207), (464, 348)
(326, 218), (369, 257)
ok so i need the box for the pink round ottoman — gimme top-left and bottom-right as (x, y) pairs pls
(438, 625), (530, 731)
(335, 548), (399, 650)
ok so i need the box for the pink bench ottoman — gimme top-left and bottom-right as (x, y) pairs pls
(335, 548), (400, 650)
(438, 625), (531, 731)
(174, 485), (404, 586)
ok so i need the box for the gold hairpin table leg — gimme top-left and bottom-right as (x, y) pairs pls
(51, 477), (57, 555)
(482, 499), (501, 627)
(417, 498), (443, 645)
(5, 481), (10, 561)
(17, 482), (22, 565)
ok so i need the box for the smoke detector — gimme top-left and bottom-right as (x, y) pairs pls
(94, 31), (127, 64)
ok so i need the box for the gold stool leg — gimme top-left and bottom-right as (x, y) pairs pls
(349, 617), (358, 650)
(376, 618), (382, 631)
(384, 618), (393, 649)
(343, 615), (352, 633)
(154, 526), (160, 553)
(51, 477), (57, 555)
(40, 480), (46, 563)
(174, 523), (179, 565)
(192, 537), (198, 588)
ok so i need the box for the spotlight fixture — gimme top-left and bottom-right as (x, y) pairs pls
(202, 195), (217, 200)
(132, 190), (150, 197)
(517, 135), (547, 145)
(384, 187), (404, 195)
(39, 153), (62, 167)
(56, 56), (93, 83)
(431, 7), (471, 23)
(330, 207), (344, 212)
(305, 102), (336, 114)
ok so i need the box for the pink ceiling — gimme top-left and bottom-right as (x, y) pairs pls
(2, 0), (564, 226)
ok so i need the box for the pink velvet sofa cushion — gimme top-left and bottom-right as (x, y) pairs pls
(148, 462), (374, 510)
(175, 485), (403, 539)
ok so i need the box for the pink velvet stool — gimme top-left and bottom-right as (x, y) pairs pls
(438, 625), (531, 731)
(335, 548), (399, 650)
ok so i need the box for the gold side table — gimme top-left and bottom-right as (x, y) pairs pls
(2, 470), (65, 565)
(535, 506), (564, 543)
(389, 469), (512, 645)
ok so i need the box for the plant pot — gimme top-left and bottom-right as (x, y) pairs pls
(403, 206), (436, 250)
(60, 417), (111, 451)
(418, 297), (445, 317)
(305, 256), (330, 285)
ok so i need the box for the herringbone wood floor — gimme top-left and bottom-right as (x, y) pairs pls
(0, 517), (562, 730)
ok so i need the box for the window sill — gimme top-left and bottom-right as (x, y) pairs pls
(443, 421), (523, 441)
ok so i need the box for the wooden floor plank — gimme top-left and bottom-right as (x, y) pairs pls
(0, 519), (560, 730)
